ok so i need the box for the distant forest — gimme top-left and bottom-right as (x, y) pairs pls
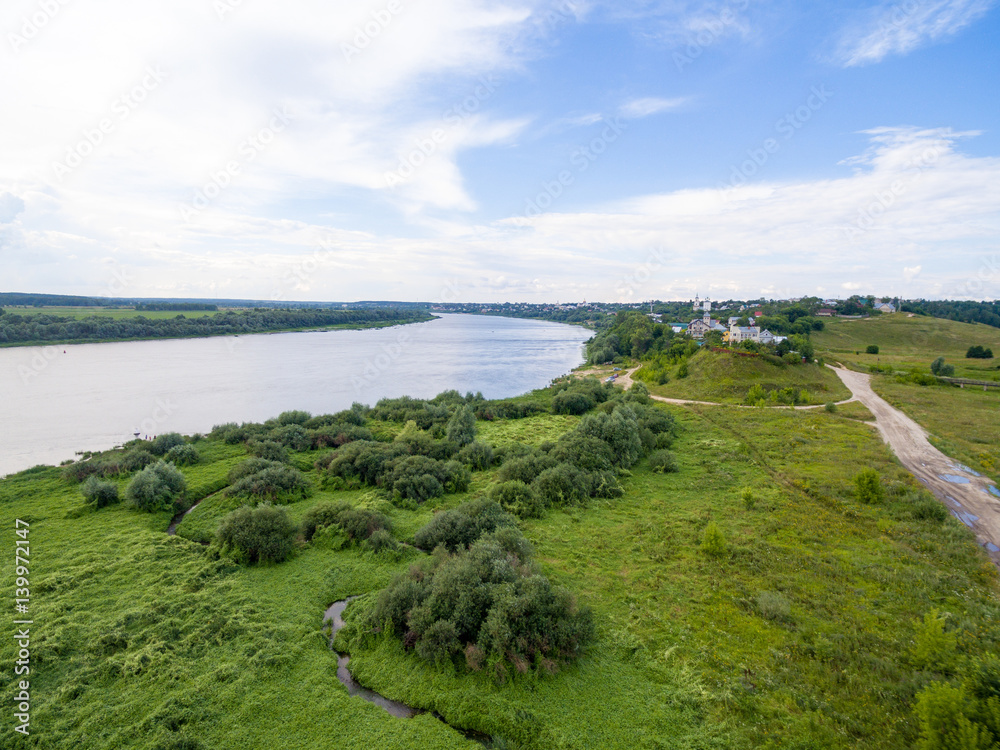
(0, 308), (431, 345)
(902, 300), (1000, 329)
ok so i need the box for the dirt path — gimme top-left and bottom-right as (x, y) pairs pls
(599, 364), (1000, 563)
(827, 367), (1000, 565)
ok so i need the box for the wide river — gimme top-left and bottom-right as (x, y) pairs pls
(0, 314), (590, 477)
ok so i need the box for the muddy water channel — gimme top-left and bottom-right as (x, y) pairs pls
(323, 598), (490, 744)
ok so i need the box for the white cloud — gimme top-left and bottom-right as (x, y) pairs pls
(618, 97), (688, 118)
(903, 265), (922, 282)
(834, 0), (996, 67)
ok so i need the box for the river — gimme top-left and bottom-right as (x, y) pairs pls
(0, 314), (589, 477)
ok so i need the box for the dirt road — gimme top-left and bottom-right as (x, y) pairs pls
(596, 364), (1000, 564)
(828, 367), (1000, 566)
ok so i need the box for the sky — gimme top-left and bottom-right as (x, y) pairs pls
(1, 0), (998, 303)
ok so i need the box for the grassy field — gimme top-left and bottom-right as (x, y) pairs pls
(2, 387), (998, 749)
(814, 314), (1000, 379)
(1, 306), (222, 320)
(644, 348), (851, 405)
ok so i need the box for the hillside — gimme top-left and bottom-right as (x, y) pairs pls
(2, 384), (998, 749)
(644, 348), (851, 405)
(814, 314), (1000, 379)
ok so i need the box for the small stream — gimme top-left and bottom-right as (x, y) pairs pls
(323, 598), (491, 745)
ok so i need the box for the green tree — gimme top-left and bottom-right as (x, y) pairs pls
(700, 522), (727, 557)
(866, 345), (880, 354)
(445, 405), (477, 446)
(81, 475), (119, 508)
(216, 504), (296, 564)
(125, 460), (186, 512)
(931, 357), (956, 376)
(854, 468), (885, 504)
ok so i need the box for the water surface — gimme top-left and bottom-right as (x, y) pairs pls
(0, 314), (589, 476)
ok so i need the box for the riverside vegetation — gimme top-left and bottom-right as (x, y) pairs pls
(1, 369), (999, 748)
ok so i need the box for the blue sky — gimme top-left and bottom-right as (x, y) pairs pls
(1, 0), (998, 302)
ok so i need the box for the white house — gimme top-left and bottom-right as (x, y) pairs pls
(876, 302), (896, 314)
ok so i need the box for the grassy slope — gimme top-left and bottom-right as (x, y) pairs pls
(645, 348), (851, 404)
(814, 314), (1000, 379)
(2, 404), (998, 749)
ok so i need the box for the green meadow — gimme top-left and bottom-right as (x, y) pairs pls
(2, 379), (998, 749)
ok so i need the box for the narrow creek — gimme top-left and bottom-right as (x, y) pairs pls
(323, 598), (491, 744)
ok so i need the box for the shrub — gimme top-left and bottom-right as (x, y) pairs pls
(120, 448), (156, 473)
(445, 405), (477, 446)
(125, 460), (186, 512)
(382, 455), (470, 502)
(574, 406), (642, 468)
(164, 443), (200, 466)
(740, 486), (755, 509)
(366, 528), (400, 554)
(413, 499), (516, 552)
(489, 480), (545, 519)
(550, 435), (615, 473)
(248, 440), (289, 463)
(930, 357), (955, 377)
(228, 458), (284, 483)
(824, 401), (838, 413)
(216, 504), (296, 565)
(277, 410), (311, 425)
(149, 433), (186, 457)
(532, 463), (589, 507)
(268, 424), (311, 451)
(913, 498), (948, 522)
(677, 361), (689, 378)
(337, 508), (392, 543)
(497, 451), (558, 484)
(457, 441), (494, 471)
(866, 345), (879, 354)
(552, 390), (595, 415)
(648, 450), (678, 474)
(745, 383), (766, 405)
(81, 476), (119, 508)
(226, 464), (311, 503)
(854, 468), (885, 504)
(700, 522), (727, 558)
(966, 345), (994, 359)
(301, 500), (352, 540)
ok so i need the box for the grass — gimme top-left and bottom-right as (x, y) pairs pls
(644, 348), (851, 404)
(2, 397), (998, 749)
(814, 314), (1000, 379)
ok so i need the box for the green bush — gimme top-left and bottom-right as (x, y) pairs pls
(497, 451), (558, 484)
(532, 463), (589, 507)
(301, 500), (352, 541)
(216, 504), (296, 565)
(824, 401), (838, 413)
(700, 522), (727, 558)
(413, 499), (516, 552)
(445, 404), (477, 446)
(365, 528), (400, 554)
(740, 486), (755, 509)
(966, 345), (994, 359)
(854, 468), (885, 504)
(149, 433), (186, 456)
(268, 424), (311, 451)
(931, 357), (955, 377)
(574, 406), (642, 468)
(381, 455), (470, 502)
(164, 443), (200, 466)
(277, 410), (311, 425)
(125, 460), (187, 513)
(248, 440), (289, 463)
(648, 450), (678, 474)
(457, 441), (494, 471)
(913, 498), (949, 522)
(552, 390), (595, 415)
(81, 475), (120, 508)
(226, 464), (311, 503)
(489, 480), (545, 519)
(866, 345), (879, 354)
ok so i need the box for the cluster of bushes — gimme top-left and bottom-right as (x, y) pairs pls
(320, 424), (472, 505)
(124, 460), (187, 513)
(301, 501), (398, 553)
(931, 357), (956, 377)
(966, 345), (994, 359)
(360, 526), (594, 681)
(215, 504), (296, 564)
(413, 499), (516, 552)
(913, 655), (1000, 747)
(62, 435), (196, 483)
(551, 377), (614, 415)
(474, 400), (547, 421)
(368, 391), (484, 434)
(225, 459), (312, 503)
(210, 408), (374, 452)
(487, 395), (678, 518)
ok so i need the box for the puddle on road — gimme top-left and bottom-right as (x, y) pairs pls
(940, 474), (972, 484)
(986, 485), (1000, 499)
(953, 463), (983, 477)
(986, 543), (1000, 553)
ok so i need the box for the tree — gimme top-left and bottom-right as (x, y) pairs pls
(854, 468), (884, 504)
(931, 357), (955, 377)
(445, 405), (476, 447)
(700, 522), (727, 557)
(81, 476), (119, 508)
(967, 345), (994, 359)
(866, 345), (880, 354)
